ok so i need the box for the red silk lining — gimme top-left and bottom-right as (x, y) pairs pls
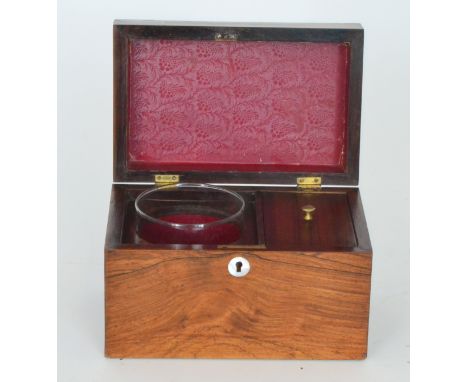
(138, 214), (241, 244)
(127, 39), (349, 173)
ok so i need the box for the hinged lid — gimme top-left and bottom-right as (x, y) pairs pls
(114, 21), (364, 186)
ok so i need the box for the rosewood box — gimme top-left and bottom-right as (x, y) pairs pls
(105, 20), (372, 359)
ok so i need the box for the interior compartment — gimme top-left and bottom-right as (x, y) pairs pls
(115, 185), (359, 251)
(135, 184), (246, 245)
(262, 190), (357, 250)
(122, 188), (261, 246)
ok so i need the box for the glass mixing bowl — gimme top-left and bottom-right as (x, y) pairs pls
(135, 183), (245, 245)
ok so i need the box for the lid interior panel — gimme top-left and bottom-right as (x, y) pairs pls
(127, 38), (350, 173)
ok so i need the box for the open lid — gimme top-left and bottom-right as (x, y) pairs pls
(114, 21), (363, 185)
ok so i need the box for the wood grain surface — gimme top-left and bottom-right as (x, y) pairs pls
(105, 248), (371, 359)
(263, 191), (357, 250)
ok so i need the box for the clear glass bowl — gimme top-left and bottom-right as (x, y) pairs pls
(135, 183), (245, 245)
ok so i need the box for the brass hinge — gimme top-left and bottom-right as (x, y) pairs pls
(154, 174), (180, 186)
(214, 32), (238, 41)
(297, 176), (322, 190)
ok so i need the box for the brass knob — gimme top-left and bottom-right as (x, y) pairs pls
(302, 205), (316, 221)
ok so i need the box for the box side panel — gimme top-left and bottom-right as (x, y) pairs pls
(105, 185), (127, 249)
(347, 189), (372, 252)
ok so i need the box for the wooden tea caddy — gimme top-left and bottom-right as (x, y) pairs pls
(105, 20), (372, 359)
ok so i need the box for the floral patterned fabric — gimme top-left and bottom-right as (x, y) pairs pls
(128, 39), (349, 172)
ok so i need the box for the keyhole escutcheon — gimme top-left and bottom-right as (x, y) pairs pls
(228, 257), (250, 277)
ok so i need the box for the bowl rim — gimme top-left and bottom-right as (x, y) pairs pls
(134, 183), (246, 230)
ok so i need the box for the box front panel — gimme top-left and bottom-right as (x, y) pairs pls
(105, 249), (371, 359)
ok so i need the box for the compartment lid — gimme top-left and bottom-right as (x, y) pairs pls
(114, 21), (363, 185)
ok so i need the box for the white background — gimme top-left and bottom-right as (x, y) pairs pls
(58, 0), (409, 381)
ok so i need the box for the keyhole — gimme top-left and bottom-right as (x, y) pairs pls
(228, 257), (250, 277)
